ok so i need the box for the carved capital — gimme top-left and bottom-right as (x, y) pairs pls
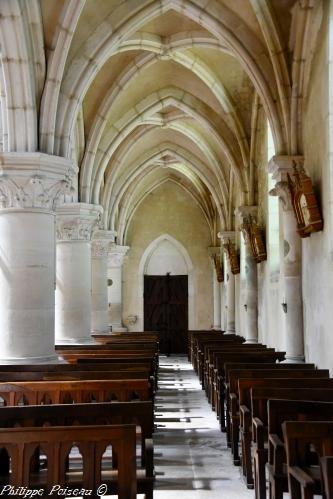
(56, 203), (102, 241)
(108, 245), (130, 268)
(268, 155), (304, 181)
(0, 153), (77, 210)
(92, 230), (117, 259)
(218, 231), (236, 246)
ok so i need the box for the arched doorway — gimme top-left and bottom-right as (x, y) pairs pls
(139, 235), (193, 354)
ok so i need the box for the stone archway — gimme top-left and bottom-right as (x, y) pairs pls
(137, 234), (195, 331)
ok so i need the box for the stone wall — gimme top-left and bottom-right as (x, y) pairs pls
(302, 3), (333, 373)
(123, 180), (213, 331)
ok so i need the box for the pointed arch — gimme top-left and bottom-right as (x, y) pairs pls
(137, 234), (195, 331)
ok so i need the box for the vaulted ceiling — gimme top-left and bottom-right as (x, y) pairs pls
(0, 0), (318, 244)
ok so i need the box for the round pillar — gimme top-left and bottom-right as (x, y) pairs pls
(91, 230), (116, 334)
(244, 244), (258, 343)
(0, 152), (77, 363)
(55, 203), (102, 344)
(269, 155), (305, 362)
(107, 245), (129, 332)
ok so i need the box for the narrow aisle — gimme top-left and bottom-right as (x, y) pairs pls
(153, 355), (253, 499)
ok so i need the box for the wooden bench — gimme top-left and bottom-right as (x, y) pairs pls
(189, 331), (242, 371)
(219, 362), (315, 432)
(283, 421), (333, 499)
(0, 424), (137, 499)
(226, 368), (323, 458)
(265, 396), (333, 499)
(0, 379), (151, 406)
(204, 346), (273, 406)
(212, 351), (286, 420)
(237, 377), (333, 488)
(0, 370), (156, 401)
(0, 400), (154, 498)
(192, 334), (244, 375)
(320, 456), (333, 499)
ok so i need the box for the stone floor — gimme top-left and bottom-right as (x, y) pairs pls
(152, 355), (254, 499)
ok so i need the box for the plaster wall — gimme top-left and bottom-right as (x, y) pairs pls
(123, 181), (213, 331)
(302, 4), (333, 373)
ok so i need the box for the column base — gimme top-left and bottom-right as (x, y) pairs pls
(111, 326), (128, 333)
(212, 326), (221, 331)
(281, 356), (305, 363)
(225, 330), (236, 335)
(56, 337), (96, 345)
(91, 328), (112, 335)
(244, 339), (258, 344)
(0, 353), (63, 365)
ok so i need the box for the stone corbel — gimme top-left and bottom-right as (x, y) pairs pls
(218, 232), (240, 275)
(268, 155), (304, 212)
(208, 246), (224, 282)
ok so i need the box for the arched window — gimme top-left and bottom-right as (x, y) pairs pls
(267, 122), (280, 279)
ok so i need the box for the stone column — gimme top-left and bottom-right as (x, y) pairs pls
(107, 244), (129, 332)
(269, 155), (305, 362)
(236, 206), (259, 344)
(55, 203), (102, 344)
(91, 230), (116, 334)
(208, 247), (222, 330)
(220, 280), (226, 332)
(218, 232), (236, 335)
(0, 153), (76, 363)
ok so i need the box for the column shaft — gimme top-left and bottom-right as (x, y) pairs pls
(107, 245), (129, 333)
(213, 269), (221, 329)
(91, 231), (116, 334)
(0, 210), (58, 362)
(226, 266), (236, 334)
(244, 243), (258, 343)
(91, 252), (109, 333)
(56, 241), (93, 343)
(0, 152), (77, 363)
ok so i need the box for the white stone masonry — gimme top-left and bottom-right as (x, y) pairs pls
(0, 153), (77, 363)
(91, 230), (116, 334)
(107, 244), (129, 332)
(269, 155), (305, 362)
(55, 203), (102, 344)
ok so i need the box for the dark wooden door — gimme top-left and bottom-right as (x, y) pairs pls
(144, 275), (188, 354)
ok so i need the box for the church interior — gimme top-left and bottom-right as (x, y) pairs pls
(0, 0), (333, 497)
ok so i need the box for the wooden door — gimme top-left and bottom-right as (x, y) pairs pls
(144, 275), (188, 354)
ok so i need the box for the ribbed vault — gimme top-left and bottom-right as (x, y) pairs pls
(0, 0), (316, 243)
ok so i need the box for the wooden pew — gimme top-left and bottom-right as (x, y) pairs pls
(196, 338), (248, 386)
(213, 351), (286, 420)
(205, 346), (273, 406)
(193, 334), (244, 376)
(0, 401), (154, 499)
(237, 377), (333, 488)
(229, 369), (327, 465)
(283, 421), (333, 499)
(0, 371), (155, 401)
(0, 379), (151, 406)
(226, 368), (324, 460)
(220, 362), (315, 432)
(265, 396), (333, 499)
(189, 331), (242, 371)
(0, 424), (137, 499)
(320, 456), (333, 499)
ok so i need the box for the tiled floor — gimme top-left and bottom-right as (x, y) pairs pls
(152, 355), (254, 499)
